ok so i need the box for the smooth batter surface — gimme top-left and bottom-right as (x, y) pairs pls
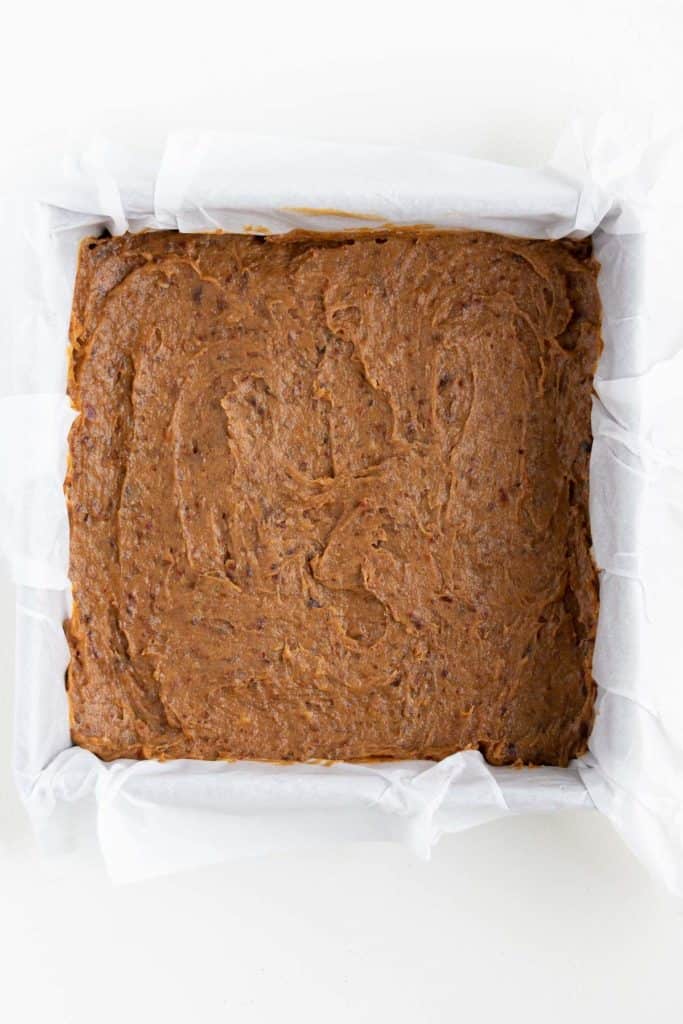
(66, 229), (600, 765)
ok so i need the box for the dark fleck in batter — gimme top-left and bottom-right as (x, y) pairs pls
(65, 229), (601, 765)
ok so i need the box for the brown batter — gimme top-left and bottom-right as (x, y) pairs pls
(65, 229), (601, 766)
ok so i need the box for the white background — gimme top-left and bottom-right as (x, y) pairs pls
(1, 1), (683, 1020)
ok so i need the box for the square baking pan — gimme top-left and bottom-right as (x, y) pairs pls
(2, 126), (681, 887)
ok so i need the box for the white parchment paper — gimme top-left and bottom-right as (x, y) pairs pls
(1, 120), (681, 889)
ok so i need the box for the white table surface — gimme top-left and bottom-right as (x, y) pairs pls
(2, 2), (682, 1020)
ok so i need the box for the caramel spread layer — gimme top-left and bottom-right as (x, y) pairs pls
(66, 230), (601, 765)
